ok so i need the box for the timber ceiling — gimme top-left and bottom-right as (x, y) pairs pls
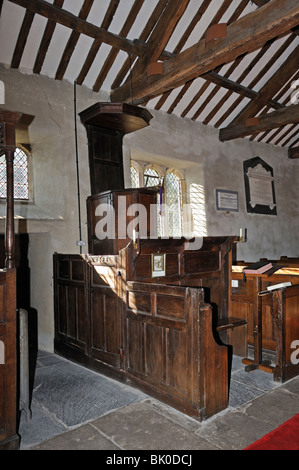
(0, 0), (299, 158)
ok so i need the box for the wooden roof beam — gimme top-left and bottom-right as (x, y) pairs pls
(202, 71), (284, 110)
(251, 0), (270, 7)
(229, 43), (299, 125)
(111, 0), (299, 104)
(7, 0), (144, 56)
(288, 147), (299, 158)
(130, 0), (191, 81)
(219, 104), (299, 141)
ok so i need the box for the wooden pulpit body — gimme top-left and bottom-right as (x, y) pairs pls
(54, 186), (239, 420)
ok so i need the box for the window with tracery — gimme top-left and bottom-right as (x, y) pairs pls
(144, 167), (160, 187)
(0, 147), (29, 200)
(165, 171), (182, 237)
(130, 163), (139, 188)
(130, 160), (184, 238)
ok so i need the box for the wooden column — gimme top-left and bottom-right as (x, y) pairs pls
(0, 109), (22, 450)
(5, 148), (15, 269)
(0, 110), (22, 268)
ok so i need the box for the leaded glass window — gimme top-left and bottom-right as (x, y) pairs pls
(0, 147), (29, 199)
(144, 167), (159, 187)
(130, 164), (139, 188)
(165, 171), (181, 237)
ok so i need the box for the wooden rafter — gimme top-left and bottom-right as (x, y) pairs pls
(7, 0), (144, 56)
(219, 104), (299, 141)
(3, 0), (299, 149)
(251, 0), (270, 7)
(11, 9), (35, 69)
(111, 0), (170, 90)
(156, 0), (249, 113)
(128, 0), (191, 83)
(230, 44), (299, 125)
(76, 0), (120, 86)
(92, 0), (145, 92)
(33, 0), (65, 74)
(111, 0), (299, 104)
(288, 147), (299, 158)
(55, 0), (94, 81)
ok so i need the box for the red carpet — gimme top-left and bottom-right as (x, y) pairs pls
(245, 414), (299, 450)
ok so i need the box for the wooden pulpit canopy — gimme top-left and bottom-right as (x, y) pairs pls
(79, 102), (153, 134)
(79, 102), (153, 195)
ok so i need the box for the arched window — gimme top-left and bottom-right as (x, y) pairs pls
(129, 160), (186, 238)
(130, 163), (140, 188)
(0, 147), (29, 200)
(144, 166), (160, 187)
(165, 170), (182, 237)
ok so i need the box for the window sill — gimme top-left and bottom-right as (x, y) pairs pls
(0, 201), (63, 220)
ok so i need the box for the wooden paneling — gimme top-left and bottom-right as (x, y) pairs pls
(124, 282), (228, 418)
(0, 269), (19, 449)
(90, 286), (120, 367)
(54, 256), (88, 356)
(87, 188), (158, 255)
(53, 246), (233, 420)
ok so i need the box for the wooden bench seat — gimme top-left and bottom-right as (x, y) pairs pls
(217, 316), (247, 332)
(217, 316), (248, 357)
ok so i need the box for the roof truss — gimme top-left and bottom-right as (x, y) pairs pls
(3, 0), (299, 154)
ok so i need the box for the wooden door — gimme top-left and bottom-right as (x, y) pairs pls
(89, 263), (122, 368)
(53, 256), (88, 357)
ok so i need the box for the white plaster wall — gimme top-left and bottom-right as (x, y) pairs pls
(125, 110), (299, 262)
(0, 65), (108, 351)
(0, 66), (298, 351)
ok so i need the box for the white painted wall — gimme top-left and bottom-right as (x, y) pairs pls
(125, 111), (299, 262)
(0, 66), (298, 351)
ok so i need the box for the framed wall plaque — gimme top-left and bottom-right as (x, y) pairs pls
(151, 253), (166, 277)
(243, 157), (277, 215)
(216, 189), (239, 212)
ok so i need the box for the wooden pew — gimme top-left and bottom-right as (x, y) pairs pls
(124, 281), (228, 419)
(230, 265), (299, 381)
(53, 251), (230, 420)
(53, 188), (248, 420)
(122, 236), (247, 356)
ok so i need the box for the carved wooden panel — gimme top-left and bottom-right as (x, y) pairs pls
(0, 269), (18, 449)
(89, 285), (121, 367)
(54, 256), (88, 356)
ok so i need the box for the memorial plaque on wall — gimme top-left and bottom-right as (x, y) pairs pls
(243, 157), (277, 215)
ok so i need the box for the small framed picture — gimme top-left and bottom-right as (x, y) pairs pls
(151, 253), (166, 277)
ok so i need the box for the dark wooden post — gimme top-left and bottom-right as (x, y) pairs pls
(5, 148), (15, 269)
(0, 110), (22, 268)
(0, 109), (22, 450)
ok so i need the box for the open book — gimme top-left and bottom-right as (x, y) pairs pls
(242, 261), (273, 274)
